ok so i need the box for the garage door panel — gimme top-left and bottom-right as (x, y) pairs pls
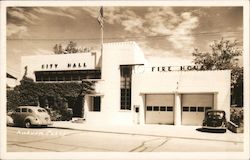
(146, 109), (173, 124)
(145, 94), (174, 125)
(182, 94), (213, 106)
(146, 94), (174, 106)
(182, 94), (213, 126)
(182, 112), (206, 125)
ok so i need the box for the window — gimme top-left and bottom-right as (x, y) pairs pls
(90, 96), (101, 112)
(28, 109), (33, 113)
(205, 107), (212, 111)
(43, 75), (49, 81)
(167, 106), (173, 111)
(198, 107), (205, 112)
(183, 107), (189, 112)
(57, 74), (64, 81)
(160, 106), (166, 111)
(50, 75), (56, 81)
(36, 75), (42, 81)
(35, 70), (101, 82)
(147, 106), (152, 111)
(72, 74), (80, 81)
(15, 108), (21, 113)
(120, 65), (132, 110)
(153, 106), (159, 111)
(21, 108), (27, 113)
(190, 107), (196, 112)
(65, 74), (71, 81)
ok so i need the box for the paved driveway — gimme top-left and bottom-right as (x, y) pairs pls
(52, 122), (243, 143)
(7, 126), (243, 152)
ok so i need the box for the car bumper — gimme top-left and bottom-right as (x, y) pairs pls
(7, 122), (14, 126)
(202, 126), (227, 130)
(31, 120), (53, 126)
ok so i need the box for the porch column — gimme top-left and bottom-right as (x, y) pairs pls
(174, 93), (181, 126)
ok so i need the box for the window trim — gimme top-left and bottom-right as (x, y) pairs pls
(120, 65), (132, 110)
(35, 70), (102, 82)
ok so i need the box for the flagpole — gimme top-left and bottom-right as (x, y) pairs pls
(101, 21), (103, 58)
(98, 6), (104, 79)
(98, 6), (104, 66)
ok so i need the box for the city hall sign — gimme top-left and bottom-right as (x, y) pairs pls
(41, 63), (87, 70)
(151, 65), (205, 72)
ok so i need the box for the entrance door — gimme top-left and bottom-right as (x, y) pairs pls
(72, 95), (83, 117)
(145, 94), (174, 124)
(93, 96), (101, 111)
(181, 94), (213, 125)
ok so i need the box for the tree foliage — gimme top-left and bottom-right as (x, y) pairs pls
(7, 76), (95, 114)
(192, 38), (242, 69)
(53, 41), (92, 54)
(192, 38), (243, 106)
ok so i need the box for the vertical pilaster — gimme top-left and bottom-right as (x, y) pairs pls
(213, 93), (218, 109)
(174, 93), (181, 126)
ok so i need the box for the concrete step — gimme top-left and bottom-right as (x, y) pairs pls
(71, 117), (85, 123)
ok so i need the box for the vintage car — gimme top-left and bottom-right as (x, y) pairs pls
(7, 115), (14, 126)
(202, 110), (227, 132)
(11, 106), (52, 128)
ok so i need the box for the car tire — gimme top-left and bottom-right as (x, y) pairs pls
(24, 120), (32, 128)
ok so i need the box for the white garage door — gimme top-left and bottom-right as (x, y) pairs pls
(145, 94), (174, 125)
(182, 94), (213, 125)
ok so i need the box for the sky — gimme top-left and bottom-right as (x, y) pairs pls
(6, 6), (243, 79)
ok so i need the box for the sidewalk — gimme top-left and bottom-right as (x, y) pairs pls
(51, 121), (243, 143)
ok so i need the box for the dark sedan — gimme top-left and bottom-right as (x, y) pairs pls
(202, 110), (227, 133)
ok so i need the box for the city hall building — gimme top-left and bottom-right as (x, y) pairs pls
(21, 41), (231, 126)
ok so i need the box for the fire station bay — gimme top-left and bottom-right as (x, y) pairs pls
(21, 41), (230, 126)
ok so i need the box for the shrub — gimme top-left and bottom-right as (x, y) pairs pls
(230, 107), (243, 127)
(7, 76), (95, 121)
(48, 108), (72, 121)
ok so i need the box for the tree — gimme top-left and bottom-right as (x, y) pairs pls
(53, 44), (59, 54)
(192, 38), (243, 106)
(7, 75), (96, 119)
(53, 44), (65, 54)
(65, 41), (78, 53)
(53, 41), (93, 54)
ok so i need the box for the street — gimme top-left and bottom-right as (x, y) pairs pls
(7, 126), (243, 152)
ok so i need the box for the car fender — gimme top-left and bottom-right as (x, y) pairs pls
(7, 115), (14, 126)
(24, 116), (38, 124)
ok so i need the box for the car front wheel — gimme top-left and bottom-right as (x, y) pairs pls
(24, 120), (32, 128)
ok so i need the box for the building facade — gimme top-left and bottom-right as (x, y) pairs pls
(21, 41), (231, 126)
(6, 73), (17, 90)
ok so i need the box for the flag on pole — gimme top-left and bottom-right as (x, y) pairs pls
(97, 6), (103, 27)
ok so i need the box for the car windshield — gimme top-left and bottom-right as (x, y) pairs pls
(207, 111), (224, 118)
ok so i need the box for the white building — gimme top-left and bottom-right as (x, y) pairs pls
(21, 41), (231, 126)
(6, 73), (17, 90)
